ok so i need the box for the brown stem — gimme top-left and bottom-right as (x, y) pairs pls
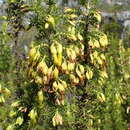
(14, 31), (24, 98)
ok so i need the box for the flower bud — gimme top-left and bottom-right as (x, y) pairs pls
(90, 54), (94, 64)
(3, 88), (11, 97)
(55, 98), (61, 105)
(35, 76), (43, 85)
(60, 99), (65, 105)
(0, 95), (5, 103)
(37, 90), (44, 104)
(45, 23), (49, 29)
(97, 93), (105, 103)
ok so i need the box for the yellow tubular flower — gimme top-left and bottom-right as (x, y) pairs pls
(77, 33), (83, 41)
(29, 47), (37, 62)
(94, 11), (101, 23)
(86, 68), (93, 80)
(64, 7), (73, 13)
(67, 62), (75, 72)
(52, 81), (58, 91)
(47, 65), (53, 79)
(93, 39), (100, 48)
(15, 117), (23, 126)
(69, 74), (77, 83)
(46, 15), (55, 27)
(9, 110), (17, 118)
(37, 59), (48, 75)
(57, 54), (62, 67)
(52, 111), (63, 126)
(97, 56), (103, 65)
(76, 65), (82, 78)
(57, 82), (65, 92)
(60, 80), (67, 88)
(28, 109), (37, 123)
(74, 46), (80, 55)
(68, 34), (77, 41)
(71, 50), (77, 61)
(45, 23), (49, 29)
(53, 67), (59, 79)
(50, 43), (57, 55)
(31, 50), (41, 67)
(88, 39), (94, 48)
(66, 48), (71, 58)
(78, 64), (84, 75)
(100, 54), (106, 60)
(99, 33), (108, 47)
(61, 60), (68, 72)
(43, 76), (48, 84)
(56, 42), (63, 55)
